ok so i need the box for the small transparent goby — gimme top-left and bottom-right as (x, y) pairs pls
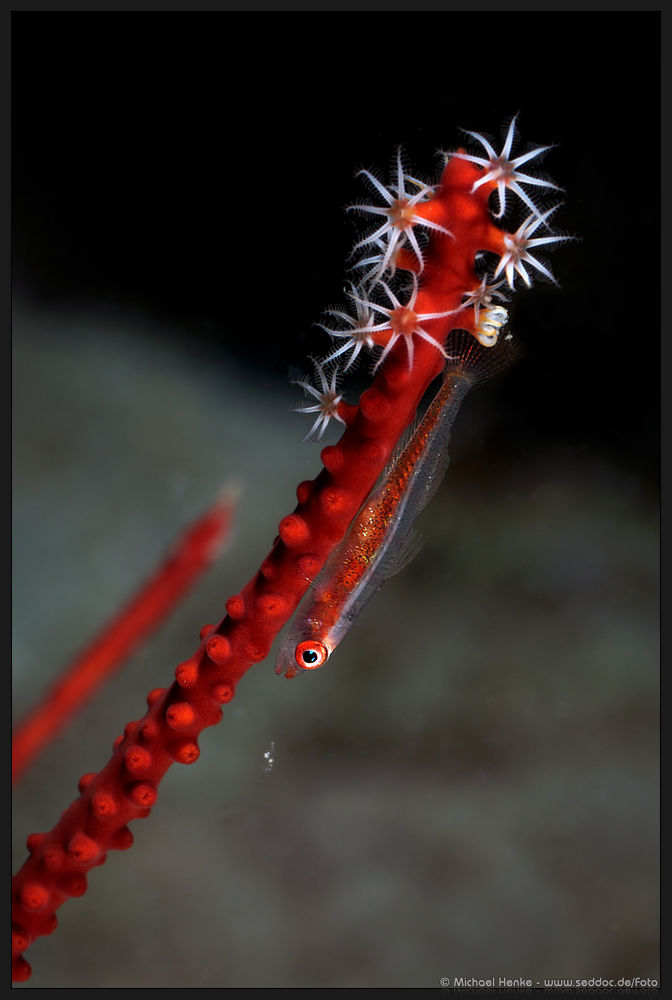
(276, 327), (516, 679)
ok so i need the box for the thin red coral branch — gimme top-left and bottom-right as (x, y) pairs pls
(11, 148), (552, 982)
(12, 487), (238, 786)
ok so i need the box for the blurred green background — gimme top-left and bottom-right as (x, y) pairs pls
(12, 14), (659, 988)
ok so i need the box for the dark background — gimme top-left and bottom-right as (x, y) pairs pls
(12, 13), (660, 488)
(12, 13), (660, 990)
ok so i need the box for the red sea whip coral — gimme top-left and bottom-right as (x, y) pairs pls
(12, 488), (238, 785)
(12, 118), (566, 982)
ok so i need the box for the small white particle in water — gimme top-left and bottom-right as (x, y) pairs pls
(263, 740), (276, 774)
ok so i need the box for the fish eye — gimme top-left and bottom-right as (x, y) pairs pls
(294, 640), (329, 670)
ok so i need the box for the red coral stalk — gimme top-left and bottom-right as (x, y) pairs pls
(12, 487), (238, 786)
(12, 136), (565, 982)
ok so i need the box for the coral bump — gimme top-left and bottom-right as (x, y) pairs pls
(12, 124), (566, 982)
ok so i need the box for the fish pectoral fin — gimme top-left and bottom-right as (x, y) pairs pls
(376, 528), (424, 581)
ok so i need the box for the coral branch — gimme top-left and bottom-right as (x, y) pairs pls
(12, 487), (238, 785)
(12, 134), (566, 982)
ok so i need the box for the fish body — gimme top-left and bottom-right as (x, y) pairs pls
(276, 332), (510, 678)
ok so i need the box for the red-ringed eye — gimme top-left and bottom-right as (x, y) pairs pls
(294, 640), (329, 671)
